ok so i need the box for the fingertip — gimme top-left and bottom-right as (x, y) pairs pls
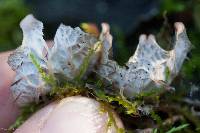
(15, 96), (124, 133)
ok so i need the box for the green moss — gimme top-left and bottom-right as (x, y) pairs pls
(107, 96), (138, 115)
(94, 88), (139, 115)
(9, 103), (40, 131)
(135, 88), (165, 101)
(107, 111), (125, 133)
(153, 128), (158, 133)
(150, 111), (163, 126)
(165, 66), (171, 82)
(166, 123), (189, 133)
(29, 53), (56, 87)
(74, 41), (101, 82)
(49, 81), (85, 99)
(99, 102), (125, 133)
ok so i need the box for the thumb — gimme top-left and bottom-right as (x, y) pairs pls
(15, 96), (123, 133)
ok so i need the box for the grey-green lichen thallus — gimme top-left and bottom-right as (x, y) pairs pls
(8, 14), (191, 106)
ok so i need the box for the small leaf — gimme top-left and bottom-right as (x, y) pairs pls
(166, 124), (189, 133)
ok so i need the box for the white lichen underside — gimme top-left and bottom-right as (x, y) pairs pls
(8, 14), (191, 106)
(97, 22), (191, 97)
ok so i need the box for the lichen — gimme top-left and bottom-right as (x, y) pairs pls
(7, 14), (193, 132)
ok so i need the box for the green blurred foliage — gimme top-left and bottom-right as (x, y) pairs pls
(160, 0), (186, 13)
(0, 0), (28, 52)
(179, 0), (200, 82)
(194, 4), (200, 31)
(182, 30), (200, 81)
(112, 26), (131, 65)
